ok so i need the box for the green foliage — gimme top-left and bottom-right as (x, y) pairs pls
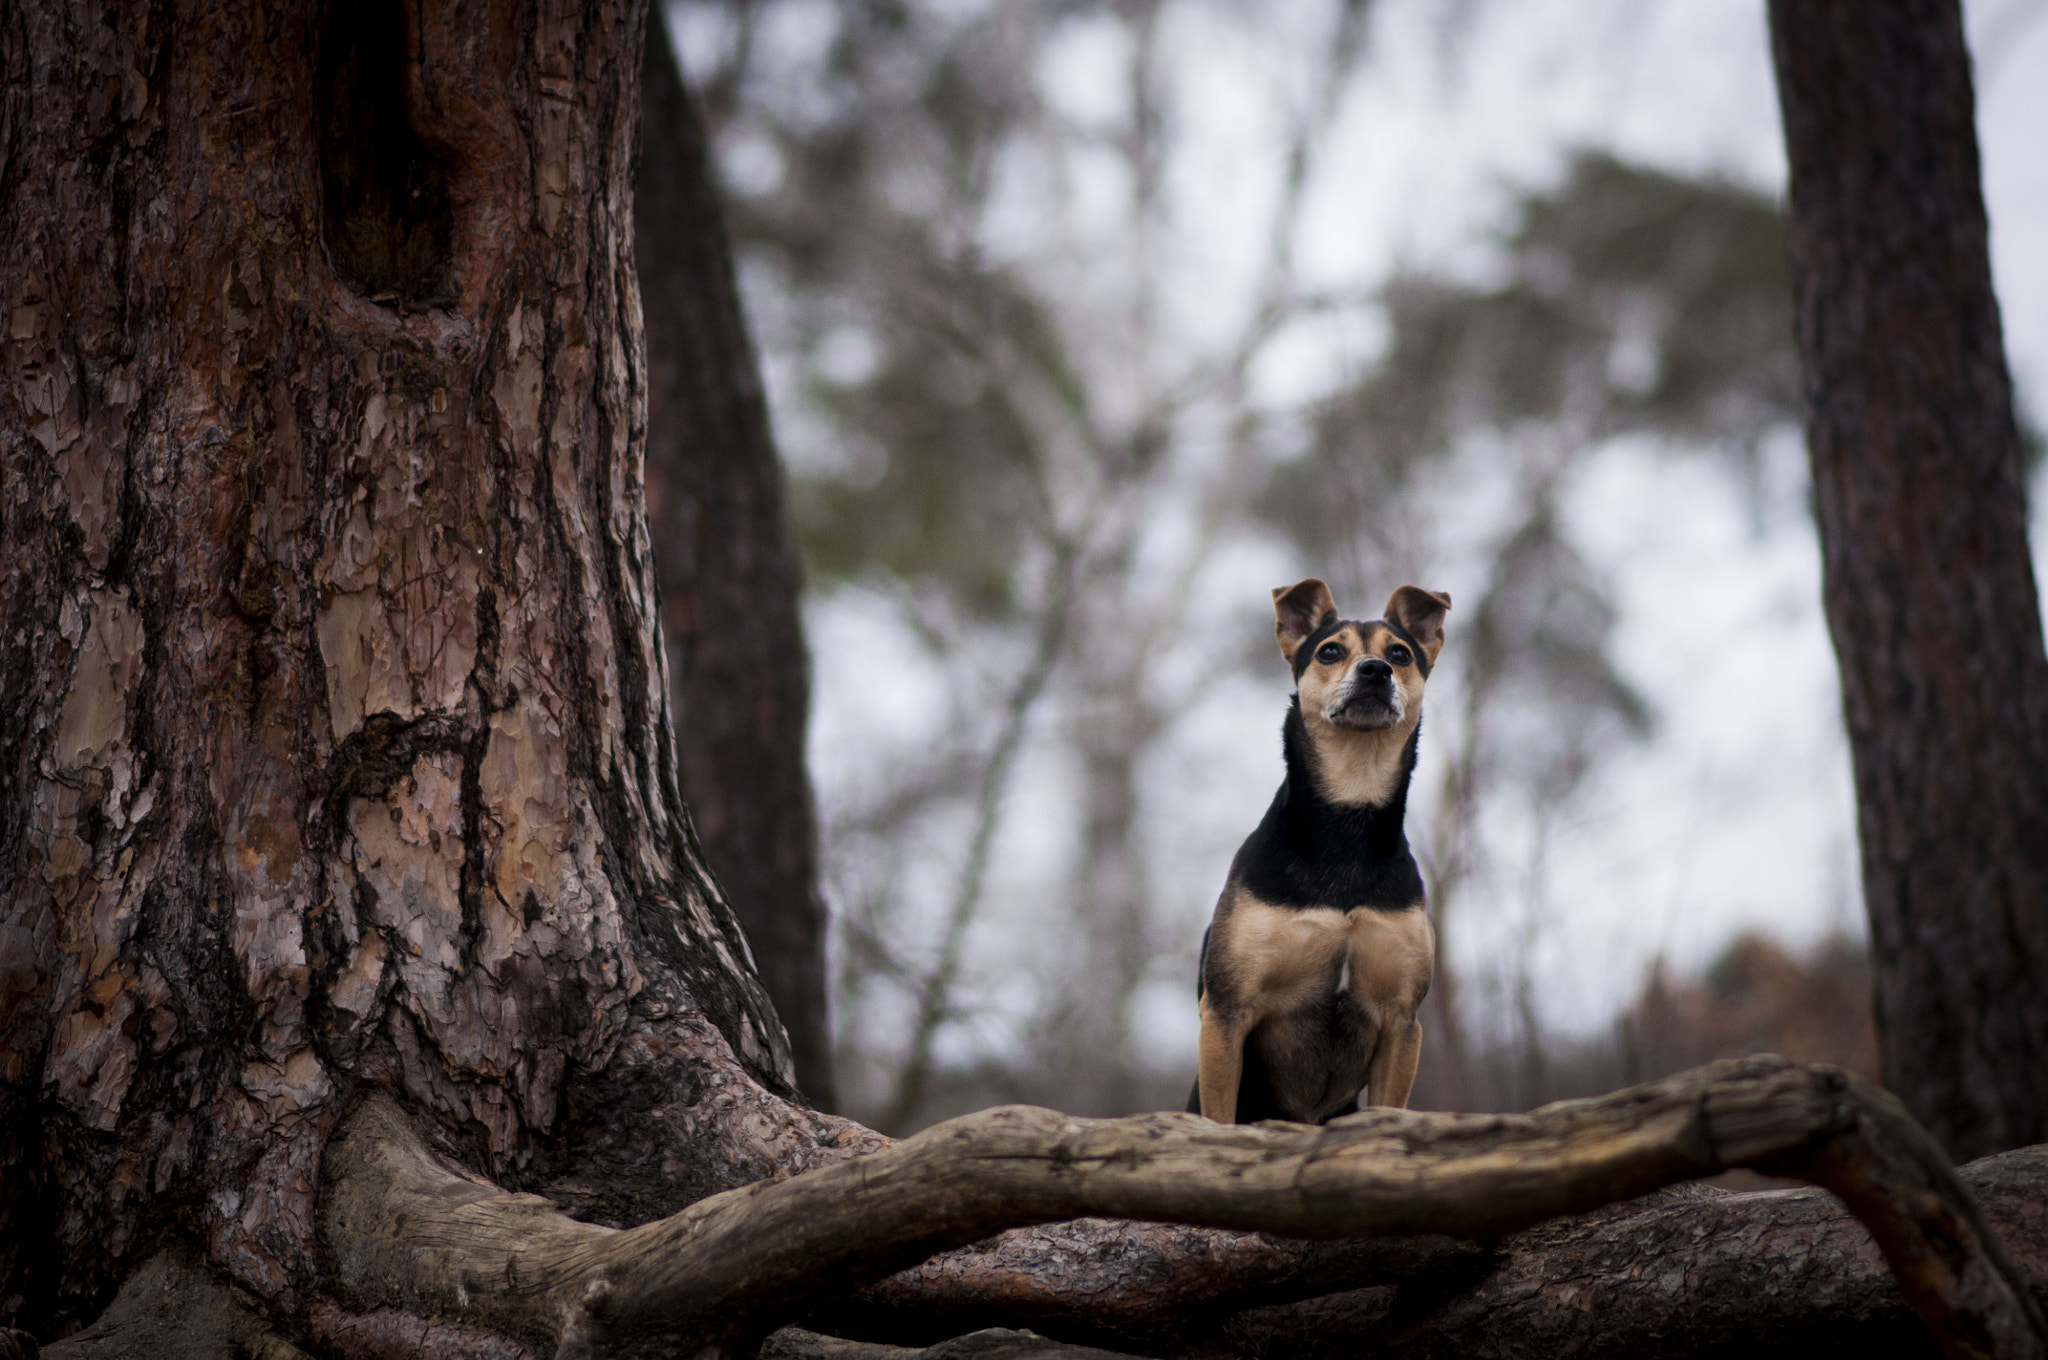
(1520, 154), (1797, 440)
(697, 0), (1083, 617)
(1264, 153), (1797, 565)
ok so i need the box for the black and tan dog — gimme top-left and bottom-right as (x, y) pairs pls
(1191, 579), (1450, 1124)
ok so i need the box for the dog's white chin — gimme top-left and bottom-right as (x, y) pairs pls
(1325, 689), (1403, 731)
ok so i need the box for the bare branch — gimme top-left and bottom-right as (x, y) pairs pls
(879, 541), (1085, 1131)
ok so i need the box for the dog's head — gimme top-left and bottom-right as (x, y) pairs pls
(1273, 579), (1450, 734)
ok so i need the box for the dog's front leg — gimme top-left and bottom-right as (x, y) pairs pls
(1364, 1017), (1423, 1109)
(1197, 1000), (1250, 1123)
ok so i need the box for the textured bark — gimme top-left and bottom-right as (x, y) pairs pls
(760, 1328), (1136, 1360)
(823, 1218), (1484, 1354)
(1214, 1143), (2048, 1360)
(0, 0), (878, 1333)
(38, 1246), (312, 1360)
(828, 1148), (2048, 1360)
(318, 1058), (2044, 1359)
(636, 5), (835, 1110)
(1768, 0), (2048, 1162)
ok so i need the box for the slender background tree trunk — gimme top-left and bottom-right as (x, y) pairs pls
(636, 8), (836, 1111)
(1769, 0), (2048, 1161)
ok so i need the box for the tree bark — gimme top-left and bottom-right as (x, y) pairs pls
(761, 1328), (1134, 1360)
(636, 4), (836, 1111)
(1768, 0), (2048, 1162)
(38, 1246), (315, 1360)
(1206, 1141), (2048, 1360)
(0, 0), (874, 1331)
(824, 1152), (2048, 1360)
(826, 1152), (2048, 1360)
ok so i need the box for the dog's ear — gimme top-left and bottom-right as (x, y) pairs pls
(1384, 586), (1451, 665)
(1273, 579), (1339, 663)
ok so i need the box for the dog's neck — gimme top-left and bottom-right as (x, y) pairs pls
(1277, 699), (1419, 855)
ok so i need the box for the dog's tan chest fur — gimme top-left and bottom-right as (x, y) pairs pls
(1208, 891), (1434, 1027)
(1199, 890), (1435, 1123)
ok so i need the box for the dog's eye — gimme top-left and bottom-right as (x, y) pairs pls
(1315, 642), (1346, 664)
(1386, 644), (1413, 666)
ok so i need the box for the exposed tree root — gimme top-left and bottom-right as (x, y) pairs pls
(759, 1328), (1137, 1360)
(823, 1127), (2048, 1358)
(37, 1246), (310, 1360)
(1210, 1143), (2048, 1360)
(305, 1301), (532, 1360)
(814, 1218), (1486, 1351)
(318, 1058), (2043, 1360)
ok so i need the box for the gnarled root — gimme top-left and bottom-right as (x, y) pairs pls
(759, 1327), (1138, 1360)
(1209, 1143), (2048, 1360)
(318, 1057), (2045, 1360)
(37, 1245), (311, 1360)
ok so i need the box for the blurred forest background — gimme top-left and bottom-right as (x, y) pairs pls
(651, 0), (2045, 1132)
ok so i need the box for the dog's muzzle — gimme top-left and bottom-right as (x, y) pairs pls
(1326, 658), (1404, 730)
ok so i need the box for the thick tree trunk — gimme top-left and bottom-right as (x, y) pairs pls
(0, 0), (872, 1331)
(636, 6), (836, 1110)
(1768, 0), (2048, 1162)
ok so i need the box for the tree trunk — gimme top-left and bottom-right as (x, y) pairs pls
(0, 0), (872, 1331)
(636, 5), (836, 1111)
(1057, 619), (1159, 1115)
(1767, 0), (2048, 1163)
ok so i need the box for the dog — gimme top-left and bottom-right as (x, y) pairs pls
(1190, 579), (1449, 1124)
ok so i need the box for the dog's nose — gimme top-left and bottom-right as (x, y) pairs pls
(1359, 658), (1393, 680)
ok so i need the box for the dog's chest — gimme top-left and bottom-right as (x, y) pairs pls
(1212, 894), (1433, 1022)
(1211, 895), (1433, 1122)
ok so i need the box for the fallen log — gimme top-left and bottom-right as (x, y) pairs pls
(1220, 1142), (2048, 1360)
(811, 1217), (1485, 1353)
(818, 1135), (2048, 1358)
(318, 1058), (2044, 1360)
